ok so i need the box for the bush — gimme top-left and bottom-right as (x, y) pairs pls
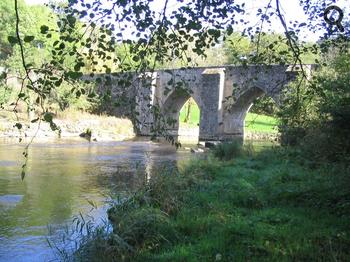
(212, 140), (244, 160)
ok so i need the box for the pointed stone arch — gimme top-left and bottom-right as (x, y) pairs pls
(222, 85), (280, 139)
(161, 88), (202, 136)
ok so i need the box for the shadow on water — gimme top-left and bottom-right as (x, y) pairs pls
(0, 138), (196, 262)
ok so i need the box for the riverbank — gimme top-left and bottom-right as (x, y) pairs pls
(71, 145), (350, 261)
(0, 110), (135, 141)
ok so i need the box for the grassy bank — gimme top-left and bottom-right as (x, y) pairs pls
(72, 145), (350, 261)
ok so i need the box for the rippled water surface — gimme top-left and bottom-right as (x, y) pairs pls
(0, 138), (194, 262)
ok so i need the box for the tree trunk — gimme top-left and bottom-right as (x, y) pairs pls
(184, 98), (193, 123)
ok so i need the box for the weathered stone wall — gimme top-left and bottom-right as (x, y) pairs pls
(83, 73), (138, 118)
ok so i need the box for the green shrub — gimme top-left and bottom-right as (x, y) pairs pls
(212, 140), (244, 160)
(105, 168), (191, 258)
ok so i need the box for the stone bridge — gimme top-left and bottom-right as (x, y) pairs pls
(94, 65), (312, 141)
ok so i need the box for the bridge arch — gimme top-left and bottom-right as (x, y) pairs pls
(223, 85), (279, 139)
(161, 88), (202, 137)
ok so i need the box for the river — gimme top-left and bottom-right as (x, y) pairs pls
(0, 138), (195, 262)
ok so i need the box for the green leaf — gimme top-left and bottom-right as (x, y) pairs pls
(74, 64), (81, 72)
(208, 29), (220, 38)
(66, 71), (83, 80)
(7, 36), (18, 45)
(31, 118), (39, 123)
(24, 36), (35, 43)
(40, 25), (49, 34)
(43, 112), (53, 122)
(227, 25), (233, 35)
(54, 78), (62, 87)
(0, 72), (6, 80)
(58, 43), (65, 50)
(67, 15), (77, 26)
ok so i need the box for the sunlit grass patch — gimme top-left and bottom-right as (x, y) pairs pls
(245, 112), (278, 133)
(179, 100), (200, 128)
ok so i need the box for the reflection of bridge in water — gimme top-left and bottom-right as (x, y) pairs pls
(95, 65), (313, 141)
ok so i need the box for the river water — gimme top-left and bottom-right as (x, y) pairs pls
(0, 139), (194, 262)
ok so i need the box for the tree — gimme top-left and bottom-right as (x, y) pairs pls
(278, 40), (350, 160)
(0, 0), (17, 61)
(183, 97), (194, 123)
(0, 0), (58, 69)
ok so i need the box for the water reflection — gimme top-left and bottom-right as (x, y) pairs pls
(0, 139), (193, 262)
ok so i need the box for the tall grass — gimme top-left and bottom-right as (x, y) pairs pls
(212, 141), (244, 160)
(212, 140), (255, 160)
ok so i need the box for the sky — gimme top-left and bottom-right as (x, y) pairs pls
(24, 0), (349, 42)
